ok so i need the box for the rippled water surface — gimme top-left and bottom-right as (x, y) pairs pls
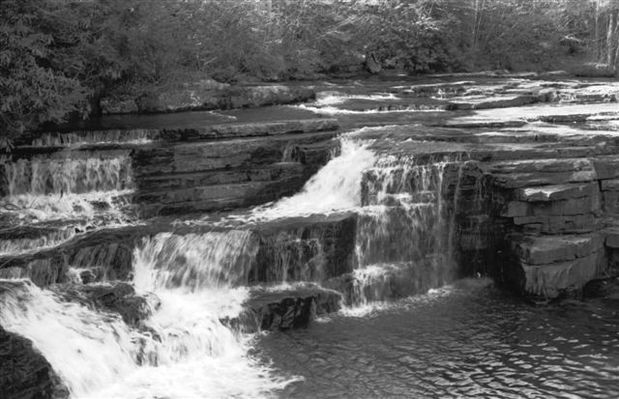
(257, 282), (619, 399)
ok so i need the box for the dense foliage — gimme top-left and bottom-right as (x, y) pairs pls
(1, 0), (618, 146)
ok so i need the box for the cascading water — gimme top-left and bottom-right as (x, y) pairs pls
(0, 280), (142, 397)
(0, 226), (79, 256)
(227, 129), (465, 307)
(0, 230), (295, 398)
(350, 154), (463, 305)
(248, 137), (376, 221)
(32, 129), (155, 147)
(6, 156), (132, 196)
(1, 154), (134, 223)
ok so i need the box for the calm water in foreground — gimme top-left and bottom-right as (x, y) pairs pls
(256, 280), (619, 399)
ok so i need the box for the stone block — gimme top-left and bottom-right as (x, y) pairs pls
(512, 214), (598, 234)
(521, 251), (604, 298)
(512, 233), (603, 265)
(516, 183), (598, 202)
(594, 156), (619, 180)
(603, 191), (619, 213)
(605, 228), (619, 249)
(503, 194), (600, 218)
(488, 158), (595, 175)
(230, 285), (342, 332)
(601, 179), (619, 191)
(492, 171), (597, 189)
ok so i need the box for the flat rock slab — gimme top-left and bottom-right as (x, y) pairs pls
(516, 183), (598, 202)
(511, 214), (599, 234)
(166, 118), (339, 141)
(512, 233), (603, 265)
(503, 193), (600, 218)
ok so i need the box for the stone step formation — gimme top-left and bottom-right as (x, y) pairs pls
(2, 75), (619, 398)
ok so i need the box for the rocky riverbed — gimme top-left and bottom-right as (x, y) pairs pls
(2, 73), (619, 398)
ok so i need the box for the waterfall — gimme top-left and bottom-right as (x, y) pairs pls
(226, 132), (465, 306)
(0, 230), (294, 398)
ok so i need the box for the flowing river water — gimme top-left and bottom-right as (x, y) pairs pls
(1, 79), (619, 398)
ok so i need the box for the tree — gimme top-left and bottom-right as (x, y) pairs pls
(0, 0), (89, 149)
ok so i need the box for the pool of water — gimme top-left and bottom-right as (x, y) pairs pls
(256, 280), (619, 399)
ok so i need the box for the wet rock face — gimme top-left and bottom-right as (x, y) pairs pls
(0, 326), (69, 399)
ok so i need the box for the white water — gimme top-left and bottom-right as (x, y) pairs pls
(0, 230), (296, 398)
(5, 156), (132, 196)
(0, 280), (141, 397)
(1, 189), (133, 223)
(2, 154), (135, 223)
(0, 226), (78, 256)
(32, 129), (156, 147)
(248, 137), (376, 221)
(133, 230), (258, 290)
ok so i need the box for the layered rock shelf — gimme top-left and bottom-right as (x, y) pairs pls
(3, 74), (619, 331)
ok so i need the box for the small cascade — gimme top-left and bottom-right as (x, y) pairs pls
(133, 230), (258, 290)
(0, 226), (78, 256)
(255, 234), (325, 283)
(5, 155), (132, 196)
(250, 137), (375, 220)
(1, 154), (134, 222)
(32, 129), (156, 147)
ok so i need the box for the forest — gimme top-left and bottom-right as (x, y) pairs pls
(1, 0), (619, 146)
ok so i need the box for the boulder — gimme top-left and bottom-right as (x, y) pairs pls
(231, 285), (342, 332)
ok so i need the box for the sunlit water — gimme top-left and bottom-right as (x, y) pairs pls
(257, 281), (619, 399)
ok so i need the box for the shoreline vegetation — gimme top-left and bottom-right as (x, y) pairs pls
(1, 0), (619, 147)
